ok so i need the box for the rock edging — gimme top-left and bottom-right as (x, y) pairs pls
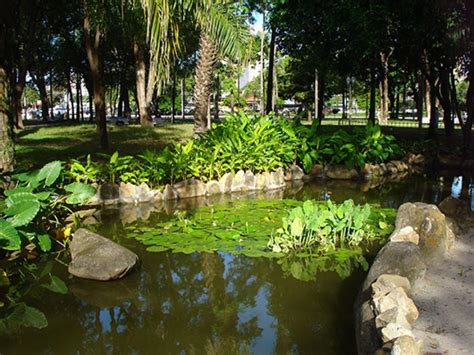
(86, 153), (425, 206)
(355, 202), (456, 355)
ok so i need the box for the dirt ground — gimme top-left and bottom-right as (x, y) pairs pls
(412, 228), (474, 354)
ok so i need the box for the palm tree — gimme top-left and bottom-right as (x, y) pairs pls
(192, 4), (248, 133)
(140, 0), (248, 133)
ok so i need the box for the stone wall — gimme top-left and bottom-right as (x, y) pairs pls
(86, 153), (425, 206)
(355, 202), (456, 355)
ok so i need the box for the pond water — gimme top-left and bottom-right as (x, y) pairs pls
(1, 172), (472, 355)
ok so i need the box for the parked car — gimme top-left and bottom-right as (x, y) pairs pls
(107, 116), (129, 125)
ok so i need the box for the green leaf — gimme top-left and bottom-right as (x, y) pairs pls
(0, 219), (21, 250)
(37, 234), (52, 252)
(4, 186), (34, 197)
(42, 275), (68, 294)
(0, 269), (9, 287)
(5, 200), (40, 227)
(37, 161), (62, 186)
(290, 217), (303, 237)
(378, 221), (388, 230)
(3, 303), (48, 330)
(5, 192), (38, 208)
(64, 182), (96, 204)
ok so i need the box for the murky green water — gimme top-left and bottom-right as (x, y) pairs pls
(0, 172), (468, 354)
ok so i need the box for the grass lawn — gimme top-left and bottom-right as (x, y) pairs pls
(16, 122), (194, 169)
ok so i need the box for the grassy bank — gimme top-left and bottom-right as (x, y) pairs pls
(16, 123), (194, 169)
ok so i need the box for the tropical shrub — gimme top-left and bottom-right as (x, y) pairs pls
(64, 113), (403, 186)
(0, 161), (96, 253)
(268, 199), (376, 254)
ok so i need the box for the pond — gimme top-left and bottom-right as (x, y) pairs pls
(1, 172), (471, 354)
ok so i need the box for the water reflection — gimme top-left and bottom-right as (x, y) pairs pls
(1, 250), (361, 354)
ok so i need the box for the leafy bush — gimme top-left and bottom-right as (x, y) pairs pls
(0, 161), (96, 253)
(268, 199), (377, 254)
(65, 113), (403, 186)
(297, 122), (404, 172)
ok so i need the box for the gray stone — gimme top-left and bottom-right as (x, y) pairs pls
(390, 226), (420, 245)
(439, 196), (471, 221)
(174, 179), (206, 199)
(219, 172), (233, 193)
(391, 335), (422, 355)
(395, 202), (452, 259)
(82, 216), (99, 225)
(68, 228), (138, 281)
(100, 183), (120, 204)
(136, 183), (155, 203)
(231, 170), (248, 192)
(206, 180), (222, 195)
(375, 307), (412, 331)
(380, 323), (414, 343)
(326, 165), (359, 180)
(266, 169), (286, 190)
(372, 274), (411, 298)
(162, 184), (178, 200)
(119, 182), (137, 204)
(373, 287), (419, 323)
(285, 164), (305, 181)
(255, 173), (266, 190)
(151, 190), (163, 203)
(364, 242), (426, 291)
(244, 171), (257, 190)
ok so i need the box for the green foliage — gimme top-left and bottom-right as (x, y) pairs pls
(297, 122), (404, 172)
(0, 162), (96, 252)
(64, 114), (403, 186)
(0, 260), (69, 334)
(268, 200), (380, 254)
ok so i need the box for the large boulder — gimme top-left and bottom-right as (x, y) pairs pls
(68, 228), (138, 281)
(396, 202), (453, 260)
(363, 242), (426, 291)
(326, 165), (359, 180)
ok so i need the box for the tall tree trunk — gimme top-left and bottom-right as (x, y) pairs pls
(317, 73), (325, 124)
(369, 66), (376, 124)
(35, 73), (50, 121)
(464, 0), (474, 154)
(193, 33), (217, 133)
(427, 79), (438, 138)
(401, 82), (407, 120)
(12, 68), (26, 129)
(49, 69), (54, 119)
(0, 67), (15, 172)
(66, 72), (75, 120)
(259, 5), (265, 116)
(415, 74), (424, 128)
(266, 25), (276, 113)
(181, 78), (185, 120)
(171, 69), (176, 123)
(437, 67), (454, 137)
(133, 41), (153, 127)
(378, 52), (389, 124)
(76, 73), (81, 121)
(84, 15), (108, 149)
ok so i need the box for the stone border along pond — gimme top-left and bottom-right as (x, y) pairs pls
(355, 201), (456, 355)
(85, 152), (426, 206)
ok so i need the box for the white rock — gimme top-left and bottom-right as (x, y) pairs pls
(380, 323), (414, 343)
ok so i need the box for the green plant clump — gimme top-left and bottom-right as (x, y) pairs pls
(0, 161), (96, 253)
(268, 199), (380, 254)
(65, 113), (403, 186)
